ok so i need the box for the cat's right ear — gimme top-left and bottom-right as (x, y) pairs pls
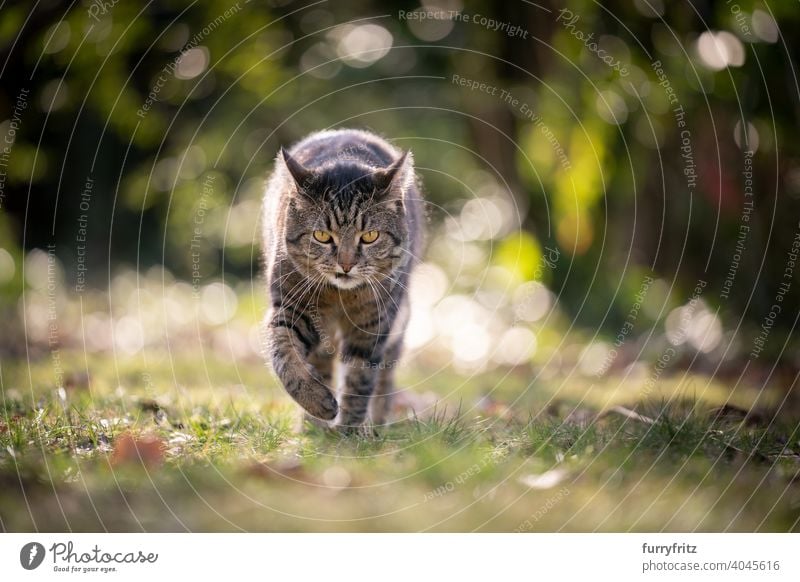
(373, 150), (413, 195)
(280, 147), (315, 191)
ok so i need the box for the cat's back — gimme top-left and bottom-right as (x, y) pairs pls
(289, 129), (398, 169)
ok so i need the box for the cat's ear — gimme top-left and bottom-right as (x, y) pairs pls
(280, 147), (315, 190)
(373, 150), (413, 195)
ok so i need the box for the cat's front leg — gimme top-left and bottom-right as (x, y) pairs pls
(369, 340), (403, 426)
(267, 308), (338, 421)
(303, 345), (337, 429)
(336, 344), (382, 433)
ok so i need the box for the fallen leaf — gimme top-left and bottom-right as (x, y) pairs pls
(64, 372), (90, 392)
(243, 459), (314, 483)
(111, 432), (166, 467)
(518, 468), (569, 490)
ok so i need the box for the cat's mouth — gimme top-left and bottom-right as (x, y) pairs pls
(327, 272), (364, 290)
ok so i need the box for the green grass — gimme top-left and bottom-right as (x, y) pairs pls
(0, 351), (799, 532)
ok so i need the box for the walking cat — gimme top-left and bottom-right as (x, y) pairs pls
(261, 129), (423, 432)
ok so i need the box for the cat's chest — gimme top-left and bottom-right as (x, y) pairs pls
(314, 286), (377, 322)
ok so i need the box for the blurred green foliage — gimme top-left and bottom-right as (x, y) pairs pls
(1, 0), (800, 342)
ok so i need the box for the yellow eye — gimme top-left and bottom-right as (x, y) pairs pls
(360, 230), (379, 244)
(313, 230), (332, 243)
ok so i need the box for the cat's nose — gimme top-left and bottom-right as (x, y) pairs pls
(339, 262), (354, 274)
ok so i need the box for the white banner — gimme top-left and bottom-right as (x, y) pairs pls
(1, 533), (797, 581)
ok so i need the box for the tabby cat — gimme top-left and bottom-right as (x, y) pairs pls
(261, 129), (423, 432)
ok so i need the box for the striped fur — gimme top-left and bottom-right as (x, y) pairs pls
(262, 129), (423, 432)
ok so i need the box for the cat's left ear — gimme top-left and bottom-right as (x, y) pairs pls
(373, 150), (413, 196)
(280, 147), (315, 191)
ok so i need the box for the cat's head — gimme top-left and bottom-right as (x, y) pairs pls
(280, 147), (414, 290)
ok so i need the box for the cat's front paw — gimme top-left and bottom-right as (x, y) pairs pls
(294, 379), (339, 421)
(335, 422), (377, 438)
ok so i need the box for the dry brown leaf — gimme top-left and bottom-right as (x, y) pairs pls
(243, 459), (314, 483)
(111, 432), (166, 467)
(63, 372), (91, 392)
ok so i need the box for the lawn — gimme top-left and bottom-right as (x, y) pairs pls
(1, 349), (798, 533)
